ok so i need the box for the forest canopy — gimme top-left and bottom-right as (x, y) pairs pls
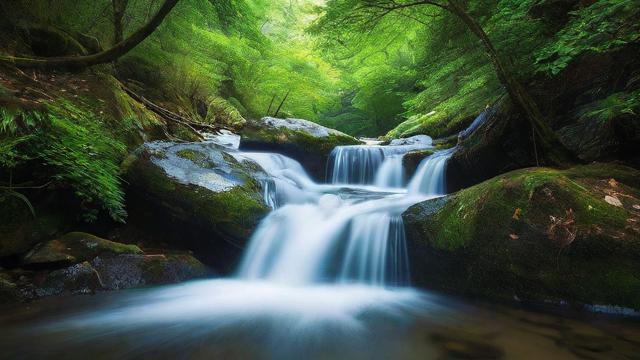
(2, 0), (637, 138)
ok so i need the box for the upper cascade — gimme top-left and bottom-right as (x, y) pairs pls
(327, 135), (433, 186)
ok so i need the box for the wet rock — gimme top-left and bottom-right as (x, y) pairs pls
(240, 117), (361, 180)
(0, 272), (20, 303)
(404, 163), (640, 309)
(389, 135), (432, 147)
(124, 141), (269, 271)
(21, 232), (142, 267)
(403, 149), (435, 179)
(558, 102), (640, 163)
(91, 254), (209, 290)
(28, 261), (103, 298)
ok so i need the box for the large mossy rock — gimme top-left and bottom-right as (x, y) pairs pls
(21, 232), (143, 267)
(12, 253), (208, 301)
(124, 141), (269, 271)
(240, 117), (361, 180)
(403, 163), (640, 309)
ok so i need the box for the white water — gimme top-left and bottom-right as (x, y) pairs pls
(408, 147), (455, 195)
(237, 132), (451, 287)
(328, 135), (433, 186)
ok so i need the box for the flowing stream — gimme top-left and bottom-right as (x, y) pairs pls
(1, 124), (639, 359)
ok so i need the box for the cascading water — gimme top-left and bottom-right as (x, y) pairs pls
(374, 155), (405, 188)
(7, 131), (457, 360)
(6, 111), (634, 359)
(407, 147), (455, 195)
(328, 135), (433, 187)
(238, 134), (451, 288)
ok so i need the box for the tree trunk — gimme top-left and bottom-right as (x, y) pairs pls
(112, 0), (129, 45)
(446, 0), (575, 166)
(0, 0), (179, 69)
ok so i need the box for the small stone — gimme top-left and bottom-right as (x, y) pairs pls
(604, 196), (623, 207)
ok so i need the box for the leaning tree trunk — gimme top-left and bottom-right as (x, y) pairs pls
(446, 0), (575, 166)
(0, 0), (179, 69)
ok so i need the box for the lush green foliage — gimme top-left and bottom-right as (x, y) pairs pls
(313, 0), (640, 138)
(0, 101), (127, 222)
(535, 0), (640, 75)
(1, 0), (638, 225)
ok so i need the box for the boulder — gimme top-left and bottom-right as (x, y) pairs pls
(22, 232), (142, 265)
(402, 149), (435, 179)
(91, 253), (208, 290)
(27, 261), (103, 299)
(403, 163), (640, 309)
(240, 117), (361, 180)
(21, 232), (142, 267)
(124, 141), (269, 271)
(10, 253), (209, 301)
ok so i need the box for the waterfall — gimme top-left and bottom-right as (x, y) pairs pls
(374, 155), (405, 188)
(237, 193), (419, 286)
(327, 135), (433, 186)
(338, 213), (409, 286)
(407, 148), (455, 195)
(13, 130), (461, 358)
(233, 152), (317, 207)
(328, 145), (385, 184)
(234, 132), (457, 287)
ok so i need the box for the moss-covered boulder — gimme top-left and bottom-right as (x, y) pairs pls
(124, 141), (269, 271)
(21, 232), (142, 267)
(8, 252), (209, 302)
(240, 117), (361, 180)
(91, 253), (209, 290)
(26, 261), (103, 299)
(403, 163), (640, 309)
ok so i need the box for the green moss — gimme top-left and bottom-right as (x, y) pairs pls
(242, 122), (360, 156)
(405, 163), (640, 308)
(127, 148), (269, 243)
(176, 149), (215, 169)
